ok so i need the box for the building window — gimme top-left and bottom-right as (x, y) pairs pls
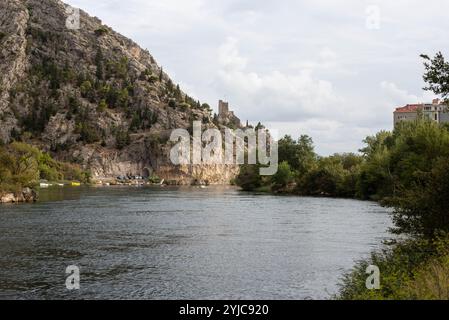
(435, 114), (438, 121)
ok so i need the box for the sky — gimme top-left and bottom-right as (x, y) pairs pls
(65, 0), (449, 155)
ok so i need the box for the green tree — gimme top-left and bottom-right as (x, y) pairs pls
(357, 131), (394, 200)
(278, 134), (316, 175)
(391, 157), (449, 238)
(278, 135), (298, 169)
(296, 135), (317, 176)
(118, 88), (129, 108)
(299, 157), (345, 197)
(235, 164), (262, 191)
(78, 123), (101, 144)
(97, 99), (107, 112)
(421, 52), (449, 100)
(115, 128), (131, 149)
(95, 48), (104, 80)
(168, 99), (177, 109)
(0, 142), (40, 192)
(80, 80), (93, 98)
(201, 103), (211, 111)
(271, 161), (293, 189)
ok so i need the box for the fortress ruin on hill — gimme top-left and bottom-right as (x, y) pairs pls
(217, 100), (242, 128)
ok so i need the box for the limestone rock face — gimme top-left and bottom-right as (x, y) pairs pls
(0, 0), (29, 142)
(0, 188), (38, 203)
(22, 187), (38, 202)
(0, 0), (240, 184)
(0, 193), (16, 204)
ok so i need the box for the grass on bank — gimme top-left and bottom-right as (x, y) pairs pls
(337, 236), (449, 300)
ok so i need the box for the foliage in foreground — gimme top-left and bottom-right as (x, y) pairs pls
(338, 236), (449, 300)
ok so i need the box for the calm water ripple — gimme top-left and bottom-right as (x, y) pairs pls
(0, 186), (392, 300)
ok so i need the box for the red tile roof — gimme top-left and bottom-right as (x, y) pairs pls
(394, 104), (423, 113)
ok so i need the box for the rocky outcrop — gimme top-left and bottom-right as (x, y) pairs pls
(0, 0), (30, 143)
(158, 164), (240, 186)
(0, 0), (240, 185)
(0, 188), (38, 203)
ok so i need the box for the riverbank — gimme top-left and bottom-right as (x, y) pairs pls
(0, 142), (90, 205)
(337, 236), (449, 299)
(0, 188), (38, 204)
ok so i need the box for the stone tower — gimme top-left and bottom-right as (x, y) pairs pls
(218, 100), (229, 116)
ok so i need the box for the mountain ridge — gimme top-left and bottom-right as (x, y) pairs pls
(0, 0), (240, 184)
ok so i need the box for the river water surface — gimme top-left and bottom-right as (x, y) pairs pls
(0, 186), (392, 299)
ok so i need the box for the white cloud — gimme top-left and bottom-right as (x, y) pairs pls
(218, 37), (248, 71)
(216, 38), (343, 122)
(380, 81), (434, 106)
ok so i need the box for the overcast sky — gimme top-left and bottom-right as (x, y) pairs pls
(65, 0), (449, 155)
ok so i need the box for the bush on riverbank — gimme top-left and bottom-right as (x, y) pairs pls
(235, 120), (449, 202)
(338, 236), (449, 300)
(0, 142), (90, 194)
(235, 134), (364, 197)
(0, 142), (40, 193)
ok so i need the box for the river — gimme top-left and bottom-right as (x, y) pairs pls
(0, 186), (392, 299)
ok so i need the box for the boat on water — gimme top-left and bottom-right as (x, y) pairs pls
(71, 182), (81, 187)
(39, 183), (49, 188)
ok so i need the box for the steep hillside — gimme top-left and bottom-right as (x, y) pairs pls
(0, 0), (239, 184)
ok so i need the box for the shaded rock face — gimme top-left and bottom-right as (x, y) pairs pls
(0, 0), (240, 184)
(0, 188), (38, 203)
(0, 0), (29, 142)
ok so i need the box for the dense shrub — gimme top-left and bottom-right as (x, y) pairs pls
(271, 161), (293, 189)
(97, 99), (108, 112)
(235, 164), (262, 191)
(77, 123), (101, 144)
(0, 142), (40, 192)
(338, 236), (449, 300)
(168, 99), (177, 109)
(115, 128), (131, 149)
(0, 142), (90, 193)
(94, 26), (109, 36)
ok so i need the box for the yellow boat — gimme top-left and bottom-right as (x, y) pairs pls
(71, 182), (81, 187)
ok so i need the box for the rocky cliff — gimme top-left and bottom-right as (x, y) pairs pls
(0, 0), (240, 184)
